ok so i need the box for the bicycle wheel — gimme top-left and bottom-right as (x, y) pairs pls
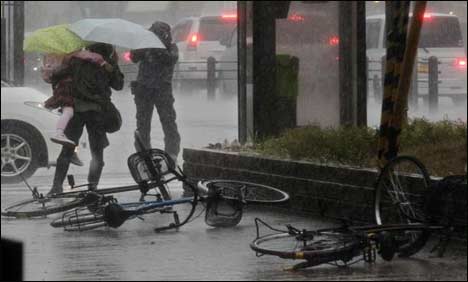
(1, 196), (86, 218)
(251, 228), (362, 268)
(374, 155), (432, 257)
(198, 180), (289, 204)
(2, 182), (156, 218)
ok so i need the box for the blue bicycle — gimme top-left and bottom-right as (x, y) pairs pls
(50, 132), (289, 232)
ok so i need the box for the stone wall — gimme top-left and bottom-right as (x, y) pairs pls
(183, 148), (379, 223)
(183, 148), (467, 228)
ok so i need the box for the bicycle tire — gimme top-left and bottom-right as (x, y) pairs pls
(250, 228), (362, 267)
(374, 155), (432, 257)
(2, 182), (158, 218)
(198, 180), (289, 204)
(1, 197), (86, 218)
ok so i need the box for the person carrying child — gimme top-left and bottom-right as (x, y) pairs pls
(41, 50), (112, 147)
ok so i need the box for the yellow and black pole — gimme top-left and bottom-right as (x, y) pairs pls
(377, 1), (427, 169)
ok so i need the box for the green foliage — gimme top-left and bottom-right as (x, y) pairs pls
(251, 118), (467, 176)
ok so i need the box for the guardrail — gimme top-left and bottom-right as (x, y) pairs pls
(121, 55), (466, 106)
(367, 55), (467, 111)
(120, 56), (237, 100)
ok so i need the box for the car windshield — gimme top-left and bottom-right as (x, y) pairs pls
(199, 17), (236, 41)
(419, 16), (463, 48)
(373, 16), (464, 49)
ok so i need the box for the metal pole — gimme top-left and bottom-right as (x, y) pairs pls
(237, 1), (248, 145)
(428, 56), (439, 113)
(339, 1), (353, 126)
(410, 60), (419, 108)
(380, 55), (386, 101)
(1, 18), (6, 82)
(356, 1), (367, 127)
(13, 0), (24, 86)
(207, 56), (216, 100)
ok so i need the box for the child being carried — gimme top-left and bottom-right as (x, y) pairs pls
(42, 50), (112, 147)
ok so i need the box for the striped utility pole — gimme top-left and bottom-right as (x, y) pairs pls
(377, 1), (410, 168)
(377, 1), (427, 169)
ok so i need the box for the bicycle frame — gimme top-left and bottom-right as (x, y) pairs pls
(51, 181), (252, 232)
(250, 218), (449, 270)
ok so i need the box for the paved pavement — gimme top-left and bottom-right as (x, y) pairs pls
(1, 174), (467, 281)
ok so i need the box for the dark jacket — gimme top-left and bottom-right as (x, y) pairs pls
(130, 44), (178, 88)
(130, 21), (178, 89)
(68, 57), (124, 112)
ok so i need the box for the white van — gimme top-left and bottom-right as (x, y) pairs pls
(367, 13), (467, 104)
(171, 15), (237, 91)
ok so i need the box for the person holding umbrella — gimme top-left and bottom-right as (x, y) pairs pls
(129, 21), (181, 162)
(42, 50), (112, 147)
(48, 43), (124, 195)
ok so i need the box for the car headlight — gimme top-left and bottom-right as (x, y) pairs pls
(24, 101), (60, 116)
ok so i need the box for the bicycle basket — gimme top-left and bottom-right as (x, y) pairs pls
(51, 206), (107, 231)
(425, 175), (467, 226)
(205, 190), (243, 228)
(127, 149), (176, 183)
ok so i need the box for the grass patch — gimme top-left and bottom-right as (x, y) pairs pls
(249, 118), (467, 177)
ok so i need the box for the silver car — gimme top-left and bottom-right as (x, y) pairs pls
(1, 81), (62, 183)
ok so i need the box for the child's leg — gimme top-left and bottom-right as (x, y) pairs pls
(56, 106), (74, 134)
(51, 106), (76, 147)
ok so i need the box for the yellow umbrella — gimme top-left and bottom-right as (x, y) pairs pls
(24, 24), (90, 54)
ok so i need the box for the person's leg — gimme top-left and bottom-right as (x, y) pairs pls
(56, 107), (74, 134)
(87, 147), (104, 190)
(134, 88), (155, 151)
(51, 106), (76, 147)
(49, 113), (84, 194)
(154, 85), (181, 160)
(85, 111), (109, 190)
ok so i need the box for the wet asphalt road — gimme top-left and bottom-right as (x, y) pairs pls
(2, 90), (467, 280)
(2, 174), (467, 281)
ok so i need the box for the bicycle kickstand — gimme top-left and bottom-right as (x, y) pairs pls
(154, 210), (180, 233)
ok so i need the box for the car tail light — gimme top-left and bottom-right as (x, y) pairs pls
(122, 51), (132, 63)
(328, 36), (339, 46)
(454, 58), (467, 68)
(423, 13), (432, 19)
(422, 13), (433, 22)
(187, 33), (199, 51)
(288, 13), (304, 22)
(221, 14), (237, 20)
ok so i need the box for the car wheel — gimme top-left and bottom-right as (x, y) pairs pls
(1, 125), (42, 184)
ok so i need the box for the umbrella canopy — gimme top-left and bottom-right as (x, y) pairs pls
(24, 24), (90, 54)
(69, 18), (165, 50)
